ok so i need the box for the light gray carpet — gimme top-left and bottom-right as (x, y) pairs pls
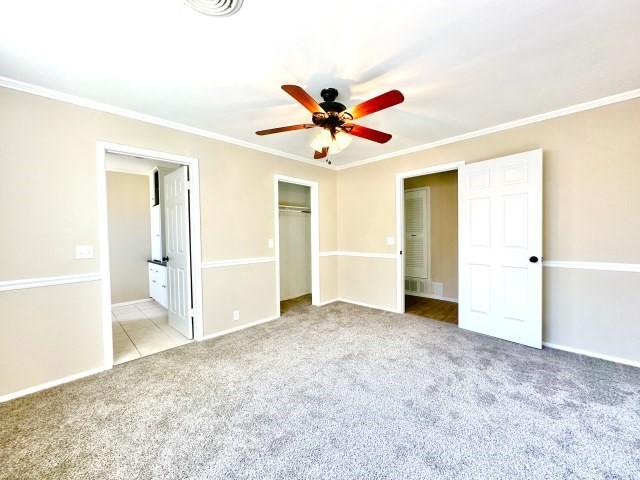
(1, 301), (639, 479)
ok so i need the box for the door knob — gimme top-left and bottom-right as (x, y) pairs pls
(162, 256), (170, 263)
(529, 256), (539, 263)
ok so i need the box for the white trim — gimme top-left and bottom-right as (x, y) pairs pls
(200, 315), (280, 342)
(274, 175), (321, 311)
(336, 88), (640, 170)
(543, 342), (640, 369)
(543, 260), (640, 273)
(111, 298), (153, 308)
(97, 142), (206, 372)
(3, 76), (639, 172)
(201, 257), (276, 268)
(320, 251), (396, 259)
(0, 76), (332, 170)
(0, 366), (107, 403)
(405, 292), (459, 303)
(0, 272), (101, 292)
(337, 298), (397, 313)
(396, 161), (465, 313)
(316, 297), (340, 306)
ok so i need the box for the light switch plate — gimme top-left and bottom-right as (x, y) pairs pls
(386, 236), (395, 245)
(267, 239), (274, 249)
(75, 245), (94, 259)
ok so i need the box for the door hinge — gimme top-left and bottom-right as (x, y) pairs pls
(185, 181), (191, 190)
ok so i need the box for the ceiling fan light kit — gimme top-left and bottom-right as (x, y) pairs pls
(185, 0), (244, 16)
(256, 85), (404, 163)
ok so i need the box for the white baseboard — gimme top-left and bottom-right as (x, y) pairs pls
(337, 298), (398, 313)
(111, 298), (153, 308)
(200, 315), (280, 342)
(0, 366), (108, 403)
(316, 297), (340, 306)
(406, 292), (458, 303)
(543, 342), (640, 369)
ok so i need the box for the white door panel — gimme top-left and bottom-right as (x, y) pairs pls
(459, 150), (542, 348)
(164, 166), (193, 339)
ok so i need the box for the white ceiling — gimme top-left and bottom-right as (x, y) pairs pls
(1, 0), (639, 166)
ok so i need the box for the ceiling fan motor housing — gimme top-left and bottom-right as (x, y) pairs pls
(319, 88), (346, 113)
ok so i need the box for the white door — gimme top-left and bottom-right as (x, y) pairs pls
(164, 166), (193, 339)
(404, 188), (430, 279)
(459, 150), (542, 348)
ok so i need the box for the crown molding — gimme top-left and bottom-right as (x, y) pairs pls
(2, 75), (639, 172)
(0, 75), (334, 170)
(335, 87), (640, 170)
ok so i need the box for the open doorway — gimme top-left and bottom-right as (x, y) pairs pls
(274, 175), (320, 316)
(399, 167), (460, 325)
(278, 181), (312, 314)
(98, 143), (204, 368)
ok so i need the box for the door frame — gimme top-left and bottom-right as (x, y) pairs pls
(97, 142), (204, 370)
(395, 161), (465, 314)
(274, 175), (320, 315)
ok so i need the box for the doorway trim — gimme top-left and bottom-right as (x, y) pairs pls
(96, 142), (204, 370)
(395, 161), (465, 314)
(274, 175), (320, 316)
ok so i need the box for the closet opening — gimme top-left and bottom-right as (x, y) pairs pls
(274, 175), (320, 316)
(278, 181), (312, 314)
(401, 169), (459, 325)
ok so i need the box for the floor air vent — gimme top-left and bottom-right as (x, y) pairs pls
(185, 0), (244, 16)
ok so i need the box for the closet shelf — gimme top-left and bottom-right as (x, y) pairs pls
(279, 204), (311, 213)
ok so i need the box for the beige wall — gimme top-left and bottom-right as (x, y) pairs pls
(336, 97), (640, 363)
(106, 171), (151, 304)
(0, 282), (103, 395)
(404, 170), (458, 299)
(0, 86), (337, 396)
(2, 85), (640, 397)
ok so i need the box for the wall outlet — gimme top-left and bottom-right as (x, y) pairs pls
(386, 236), (395, 245)
(267, 238), (274, 249)
(75, 245), (94, 259)
(232, 310), (240, 321)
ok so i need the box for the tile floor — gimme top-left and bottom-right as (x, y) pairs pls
(112, 300), (192, 365)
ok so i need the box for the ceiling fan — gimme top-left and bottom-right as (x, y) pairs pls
(256, 85), (404, 163)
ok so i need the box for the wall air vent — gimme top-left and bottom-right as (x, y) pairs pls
(185, 0), (244, 16)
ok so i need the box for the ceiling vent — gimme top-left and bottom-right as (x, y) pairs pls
(185, 0), (244, 16)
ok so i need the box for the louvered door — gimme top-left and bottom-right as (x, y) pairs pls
(404, 188), (430, 279)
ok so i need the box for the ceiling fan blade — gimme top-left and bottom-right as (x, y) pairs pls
(255, 124), (316, 136)
(314, 147), (328, 159)
(282, 85), (325, 114)
(343, 124), (392, 143)
(346, 90), (404, 120)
